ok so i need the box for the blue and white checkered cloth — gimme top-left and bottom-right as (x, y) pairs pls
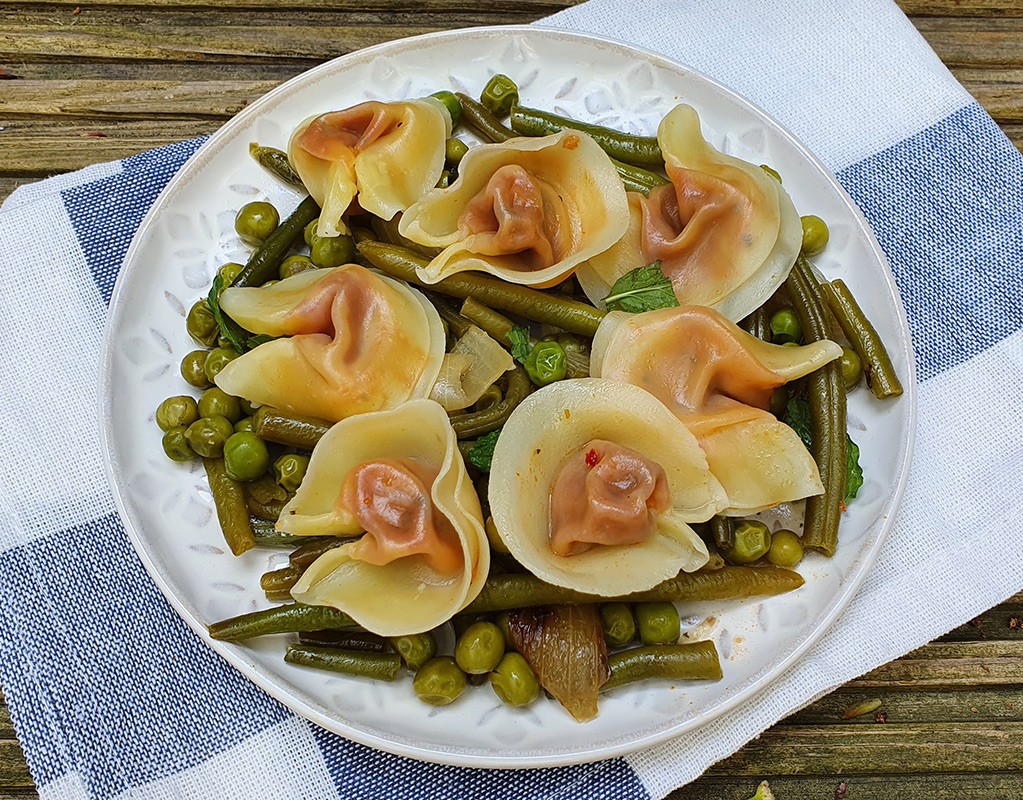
(1, 1), (1021, 797)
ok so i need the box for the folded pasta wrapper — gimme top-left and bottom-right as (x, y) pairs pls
(592, 306), (843, 514)
(399, 130), (629, 288)
(284, 400), (489, 637)
(488, 379), (726, 596)
(578, 104), (802, 321)
(214, 266), (445, 423)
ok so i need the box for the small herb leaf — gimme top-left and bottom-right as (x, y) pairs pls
(508, 325), (533, 364)
(602, 261), (679, 313)
(467, 429), (501, 472)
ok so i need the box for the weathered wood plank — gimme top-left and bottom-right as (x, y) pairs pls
(904, 0), (1023, 15)
(954, 69), (1023, 123)
(785, 687), (1023, 725)
(671, 772), (1023, 800)
(1, 0), (574, 10)
(0, 79), (278, 118)
(0, 119), (217, 175)
(706, 722), (1023, 776)
(849, 641), (1023, 689)
(939, 592), (1023, 642)
(0, 742), (31, 789)
(914, 18), (1023, 68)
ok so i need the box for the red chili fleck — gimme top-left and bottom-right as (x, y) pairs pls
(585, 448), (600, 467)
(835, 783), (847, 800)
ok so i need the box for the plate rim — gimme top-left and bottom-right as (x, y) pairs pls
(99, 23), (918, 769)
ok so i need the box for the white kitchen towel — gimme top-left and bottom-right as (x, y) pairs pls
(1, 1), (1021, 798)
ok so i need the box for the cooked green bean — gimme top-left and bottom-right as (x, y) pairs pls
(459, 297), (519, 346)
(820, 279), (904, 400)
(710, 515), (735, 551)
(244, 474), (289, 521)
(609, 157), (670, 194)
(429, 91), (462, 128)
(742, 307), (770, 341)
(260, 565), (302, 596)
(249, 143), (305, 189)
(208, 603), (358, 641)
(602, 642), (722, 690)
(289, 537), (346, 570)
(445, 137), (469, 165)
(724, 520), (773, 565)
(480, 74), (519, 118)
(202, 457), (254, 556)
(357, 241), (605, 336)
(785, 258), (847, 556)
(369, 214), (442, 259)
(456, 93), (515, 142)
(233, 195), (320, 289)
(460, 566), (804, 615)
(285, 645), (401, 681)
(430, 295), (474, 339)
(298, 630), (388, 652)
(253, 406), (330, 450)
(449, 364), (531, 438)
(251, 519), (329, 549)
(510, 105), (663, 167)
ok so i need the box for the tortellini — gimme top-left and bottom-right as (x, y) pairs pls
(577, 104), (802, 321)
(398, 131), (629, 288)
(289, 99), (451, 237)
(488, 379), (727, 596)
(285, 400), (489, 636)
(213, 266), (445, 422)
(591, 306), (843, 514)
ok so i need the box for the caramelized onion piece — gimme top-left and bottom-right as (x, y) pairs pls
(343, 458), (463, 575)
(550, 439), (671, 557)
(509, 604), (610, 722)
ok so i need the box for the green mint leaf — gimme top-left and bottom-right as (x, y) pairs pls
(508, 325), (533, 364)
(602, 261), (679, 313)
(782, 398), (813, 450)
(845, 436), (863, 503)
(207, 273), (249, 354)
(245, 334), (276, 350)
(467, 429), (501, 472)
(784, 398), (864, 505)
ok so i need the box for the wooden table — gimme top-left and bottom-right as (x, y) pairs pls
(2, 1), (1021, 797)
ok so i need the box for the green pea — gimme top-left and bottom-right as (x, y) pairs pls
(311, 234), (355, 268)
(204, 346), (239, 382)
(840, 347), (863, 390)
(304, 218), (320, 247)
(184, 415), (234, 458)
(436, 170), (452, 189)
(489, 652), (539, 708)
(445, 138), (469, 165)
(223, 431), (271, 481)
(274, 453), (310, 493)
(156, 395), (199, 431)
(635, 601), (681, 646)
(279, 254), (316, 280)
(724, 519), (772, 565)
(185, 300), (219, 347)
(454, 621), (505, 675)
(600, 603), (637, 649)
(161, 426), (194, 462)
(239, 397), (258, 416)
(524, 341), (567, 387)
(800, 214), (830, 256)
(760, 164), (782, 183)
(480, 73), (518, 118)
(770, 307), (802, 344)
(494, 611), (514, 649)
(413, 657), (467, 706)
(430, 90), (462, 127)
(180, 350), (211, 388)
(218, 262), (244, 288)
(234, 415), (255, 433)
(235, 201), (280, 245)
(391, 632), (438, 671)
(767, 529), (804, 568)
(197, 387), (242, 422)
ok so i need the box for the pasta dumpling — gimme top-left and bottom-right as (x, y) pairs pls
(285, 400), (489, 636)
(213, 266), (444, 422)
(289, 99), (451, 237)
(398, 131), (629, 288)
(591, 306), (843, 514)
(577, 104), (801, 321)
(488, 379), (727, 595)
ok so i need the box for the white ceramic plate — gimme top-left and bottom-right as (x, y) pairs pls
(100, 25), (916, 769)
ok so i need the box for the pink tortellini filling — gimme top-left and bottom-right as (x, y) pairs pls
(342, 458), (463, 576)
(549, 440), (671, 557)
